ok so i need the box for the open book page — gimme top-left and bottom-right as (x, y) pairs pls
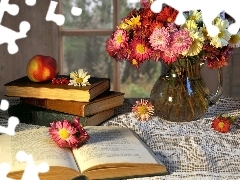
(72, 126), (161, 173)
(0, 127), (79, 172)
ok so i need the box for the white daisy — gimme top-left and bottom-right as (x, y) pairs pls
(209, 17), (231, 48)
(210, 28), (231, 48)
(68, 69), (91, 86)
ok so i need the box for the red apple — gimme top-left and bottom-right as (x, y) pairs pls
(26, 55), (58, 82)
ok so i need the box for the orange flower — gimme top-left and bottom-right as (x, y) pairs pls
(156, 5), (179, 23)
(211, 116), (231, 133)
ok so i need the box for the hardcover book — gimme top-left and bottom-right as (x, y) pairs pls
(8, 103), (114, 126)
(4, 76), (110, 102)
(20, 91), (124, 116)
(0, 126), (169, 180)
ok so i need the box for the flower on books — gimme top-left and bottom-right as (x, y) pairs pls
(211, 114), (237, 133)
(106, 3), (239, 69)
(132, 99), (154, 121)
(49, 117), (89, 148)
(68, 69), (91, 86)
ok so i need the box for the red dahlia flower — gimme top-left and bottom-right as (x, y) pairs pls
(211, 116), (231, 133)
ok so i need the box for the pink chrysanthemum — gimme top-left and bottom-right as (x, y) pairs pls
(49, 118), (89, 149)
(130, 38), (152, 63)
(171, 29), (192, 54)
(149, 27), (171, 51)
(112, 29), (129, 49)
(106, 38), (117, 57)
(166, 23), (179, 33)
(132, 99), (154, 121)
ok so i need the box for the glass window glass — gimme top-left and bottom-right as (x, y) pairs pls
(63, 36), (112, 80)
(119, 61), (162, 98)
(62, 0), (113, 29)
(119, 0), (141, 22)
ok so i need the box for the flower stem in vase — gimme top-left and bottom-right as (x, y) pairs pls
(150, 57), (212, 122)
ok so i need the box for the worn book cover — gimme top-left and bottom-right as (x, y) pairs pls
(0, 126), (168, 180)
(20, 91), (124, 116)
(8, 103), (115, 126)
(4, 76), (110, 102)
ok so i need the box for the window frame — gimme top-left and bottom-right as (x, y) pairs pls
(58, 0), (121, 92)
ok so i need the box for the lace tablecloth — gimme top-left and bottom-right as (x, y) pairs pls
(1, 97), (240, 180)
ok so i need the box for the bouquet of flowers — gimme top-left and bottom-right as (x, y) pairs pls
(106, 1), (239, 69)
(106, 0), (240, 122)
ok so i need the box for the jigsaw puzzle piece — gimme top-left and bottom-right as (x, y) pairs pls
(25, 0), (37, 6)
(0, 0), (19, 23)
(0, 116), (19, 135)
(0, 99), (9, 111)
(71, 7), (82, 16)
(222, 0), (240, 34)
(0, 163), (14, 180)
(0, 21), (30, 54)
(150, 0), (202, 26)
(150, 0), (226, 37)
(46, 1), (65, 26)
(16, 151), (49, 180)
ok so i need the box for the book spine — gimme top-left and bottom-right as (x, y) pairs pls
(20, 98), (86, 117)
(8, 104), (88, 127)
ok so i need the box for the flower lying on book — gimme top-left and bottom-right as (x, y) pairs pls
(211, 114), (237, 133)
(49, 117), (89, 148)
(68, 69), (91, 86)
(132, 99), (154, 121)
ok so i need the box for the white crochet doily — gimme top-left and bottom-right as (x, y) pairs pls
(101, 97), (240, 180)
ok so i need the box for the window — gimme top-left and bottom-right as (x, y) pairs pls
(59, 0), (162, 98)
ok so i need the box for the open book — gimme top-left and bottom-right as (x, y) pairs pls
(0, 126), (168, 180)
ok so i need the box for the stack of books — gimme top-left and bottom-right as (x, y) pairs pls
(4, 76), (124, 126)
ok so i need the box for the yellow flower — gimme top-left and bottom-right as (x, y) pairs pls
(187, 10), (202, 22)
(214, 17), (229, 29)
(118, 21), (131, 31)
(125, 15), (141, 28)
(182, 30), (205, 56)
(182, 20), (198, 30)
(229, 31), (240, 48)
(118, 15), (141, 31)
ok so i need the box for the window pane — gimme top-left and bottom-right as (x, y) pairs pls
(63, 36), (112, 80)
(62, 0), (113, 29)
(119, 0), (141, 18)
(120, 61), (162, 98)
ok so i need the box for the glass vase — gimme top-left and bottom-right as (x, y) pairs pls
(150, 58), (222, 122)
